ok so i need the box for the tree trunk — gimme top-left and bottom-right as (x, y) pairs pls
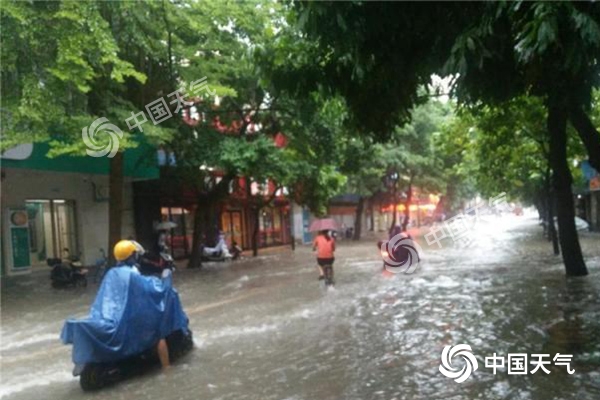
(569, 107), (600, 172)
(402, 180), (413, 231)
(252, 206), (260, 257)
(390, 184), (397, 232)
(546, 192), (560, 256)
(353, 196), (365, 240)
(289, 206), (296, 251)
(108, 152), (124, 265)
(188, 198), (205, 269)
(548, 104), (588, 276)
(187, 176), (232, 268)
(369, 198), (375, 231)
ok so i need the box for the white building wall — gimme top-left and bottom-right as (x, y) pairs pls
(290, 202), (316, 245)
(2, 168), (135, 274)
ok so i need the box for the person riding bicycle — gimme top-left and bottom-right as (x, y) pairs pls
(313, 230), (336, 282)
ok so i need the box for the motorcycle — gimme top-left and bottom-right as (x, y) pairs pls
(48, 248), (88, 288)
(77, 328), (193, 391)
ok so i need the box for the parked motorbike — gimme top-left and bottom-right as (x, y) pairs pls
(200, 233), (234, 262)
(48, 248), (88, 288)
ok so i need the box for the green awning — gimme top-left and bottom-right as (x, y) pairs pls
(1, 143), (159, 180)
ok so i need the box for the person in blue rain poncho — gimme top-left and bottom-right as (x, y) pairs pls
(61, 240), (189, 370)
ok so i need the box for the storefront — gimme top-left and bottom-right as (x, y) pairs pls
(221, 209), (245, 248)
(1, 143), (158, 276)
(257, 205), (291, 247)
(26, 199), (78, 266)
(160, 206), (194, 259)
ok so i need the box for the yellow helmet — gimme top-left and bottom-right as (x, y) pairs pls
(114, 240), (138, 261)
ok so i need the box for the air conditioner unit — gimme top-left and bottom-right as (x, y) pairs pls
(93, 183), (109, 202)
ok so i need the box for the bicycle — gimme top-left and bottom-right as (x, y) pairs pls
(92, 248), (108, 284)
(322, 263), (335, 288)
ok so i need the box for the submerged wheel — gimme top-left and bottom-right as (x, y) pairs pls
(80, 364), (104, 391)
(324, 265), (334, 286)
(80, 363), (122, 391)
(166, 330), (194, 360)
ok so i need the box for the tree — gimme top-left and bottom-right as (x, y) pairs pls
(1, 0), (186, 261)
(338, 137), (384, 240)
(278, 1), (600, 276)
(380, 100), (453, 230)
(444, 1), (600, 276)
(254, 93), (349, 218)
(432, 113), (478, 215)
(165, 1), (347, 263)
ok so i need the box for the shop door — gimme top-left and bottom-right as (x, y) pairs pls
(26, 199), (78, 265)
(222, 211), (244, 248)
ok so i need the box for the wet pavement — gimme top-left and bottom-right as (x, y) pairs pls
(1, 213), (600, 400)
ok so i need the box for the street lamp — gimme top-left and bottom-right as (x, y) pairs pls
(383, 171), (399, 230)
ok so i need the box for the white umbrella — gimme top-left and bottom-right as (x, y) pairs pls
(155, 221), (177, 230)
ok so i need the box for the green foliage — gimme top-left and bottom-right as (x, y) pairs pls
(447, 2), (600, 106)
(0, 0), (182, 154)
(273, 95), (349, 215)
(279, 1), (482, 136)
(435, 95), (590, 207)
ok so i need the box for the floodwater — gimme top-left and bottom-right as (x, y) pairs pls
(1, 213), (599, 400)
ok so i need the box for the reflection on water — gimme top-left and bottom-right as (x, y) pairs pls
(1, 215), (599, 400)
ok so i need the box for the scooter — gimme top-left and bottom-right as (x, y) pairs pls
(64, 257), (193, 391)
(200, 234), (233, 262)
(77, 328), (193, 391)
(378, 234), (420, 272)
(48, 249), (88, 288)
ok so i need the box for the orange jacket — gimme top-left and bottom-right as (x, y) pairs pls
(313, 235), (335, 259)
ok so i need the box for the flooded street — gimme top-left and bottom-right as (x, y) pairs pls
(2, 214), (600, 400)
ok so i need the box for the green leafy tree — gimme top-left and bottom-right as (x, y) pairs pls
(338, 137), (384, 239)
(445, 1), (600, 276)
(1, 0), (186, 260)
(277, 1), (600, 276)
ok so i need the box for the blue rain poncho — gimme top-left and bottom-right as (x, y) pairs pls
(61, 264), (189, 365)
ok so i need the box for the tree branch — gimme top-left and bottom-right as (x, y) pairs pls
(569, 106), (600, 172)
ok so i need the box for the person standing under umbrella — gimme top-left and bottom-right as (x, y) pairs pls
(155, 221), (177, 254)
(313, 230), (336, 281)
